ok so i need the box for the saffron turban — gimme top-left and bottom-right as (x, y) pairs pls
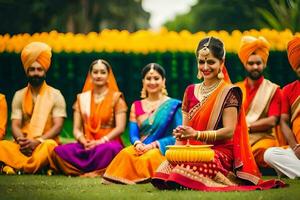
(21, 42), (52, 72)
(238, 36), (270, 66)
(287, 37), (300, 71)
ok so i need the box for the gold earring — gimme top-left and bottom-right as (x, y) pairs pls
(197, 71), (202, 79)
(140, 86), (147, 98)
(217, 70), (224, 79)
(162, 86), (168, 96)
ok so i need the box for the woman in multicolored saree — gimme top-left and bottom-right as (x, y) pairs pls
(102, 63), (182, 184)
(151, 37), (284, 191)
(52, 59), (127, 176)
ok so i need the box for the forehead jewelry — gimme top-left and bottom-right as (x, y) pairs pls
(149, 63), (155, 73)
(96, 59), (103, 66)
(198, 37), (212, 60)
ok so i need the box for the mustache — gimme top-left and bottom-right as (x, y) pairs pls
(28, 75), (44, 78)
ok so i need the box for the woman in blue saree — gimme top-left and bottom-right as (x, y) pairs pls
(102, 63), (182, 184)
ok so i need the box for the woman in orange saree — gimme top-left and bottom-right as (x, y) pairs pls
(102, 63), (182, 184)
(152, 37), (285, 191)
(52, 59), (127, 176)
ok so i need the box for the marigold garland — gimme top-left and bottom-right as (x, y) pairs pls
(0, 28), (298, 54)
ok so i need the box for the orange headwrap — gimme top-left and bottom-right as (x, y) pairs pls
(82, 59), (119, 92)
(287, 37), (300, 71)
(238, 36), (270, 66)
(21, 42), (52, 72)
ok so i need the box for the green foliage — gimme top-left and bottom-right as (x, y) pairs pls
(0, 0), (150, 34)
(0, 176), (299, 200)
(256, 0), (300, 32)
(0, 51), (296, 118)
(164, 0), (272, 32)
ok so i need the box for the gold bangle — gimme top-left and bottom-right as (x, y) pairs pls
(196, 130), (217, 143)
(207, 130), (217, 143)
(196, 131), (201, 140)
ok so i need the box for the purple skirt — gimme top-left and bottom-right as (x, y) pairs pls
(54, 140), (123, 173)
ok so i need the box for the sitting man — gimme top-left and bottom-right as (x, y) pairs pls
(264, 37), (300, 179)
(236, 36), (281, 167)
(0, 42), (66, 174)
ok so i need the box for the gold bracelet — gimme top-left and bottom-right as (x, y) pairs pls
(207, 130), (217, 143)
(196, 131), (201, 140)
(196, 130), (217, 143)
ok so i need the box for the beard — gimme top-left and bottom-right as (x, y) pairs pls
(27, 75), (46, 87)
(247, 70), (262, 80)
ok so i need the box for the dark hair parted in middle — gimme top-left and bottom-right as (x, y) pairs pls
(196, 37), (225, 60)
(89, 59), (111, 73)
(141, 63), (166, 79)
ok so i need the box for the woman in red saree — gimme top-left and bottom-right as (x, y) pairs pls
(151, 37), (284, 191)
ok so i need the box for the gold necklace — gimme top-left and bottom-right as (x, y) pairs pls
(94, 89), (108, 103)
(197, 80), (221, 105)
(144, 97), (165, 125)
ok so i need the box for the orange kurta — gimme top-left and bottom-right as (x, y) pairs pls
(236, 77), (281, 167)
(282, 80), (300, 144)
(0, 84), (66, 173)
(0, 94), (7, 140)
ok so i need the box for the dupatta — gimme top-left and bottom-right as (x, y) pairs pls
(135, 98), (181, 154)
(77, 61), (121, 140)
(186, 80), (262, 185)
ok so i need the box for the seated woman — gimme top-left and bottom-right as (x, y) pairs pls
(152, 37), (284, 191)
(52, 59), (127, 176)
(102, 63), (182, 184)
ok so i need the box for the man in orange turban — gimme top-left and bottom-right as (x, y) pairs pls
(0, 42), (67, 174)
(0, 93), (7, 140)
(236, 36), (282, 168)
(264, 37), (300, 179)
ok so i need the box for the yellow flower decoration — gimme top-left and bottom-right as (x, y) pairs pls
(0, 28), (298, 54)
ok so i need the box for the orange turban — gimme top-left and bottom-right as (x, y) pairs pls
(287, 37), (300, 71)
(21, 42), (52, 72)
(238, 36), (270, 66)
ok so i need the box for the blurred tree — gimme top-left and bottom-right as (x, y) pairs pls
(0, 0), (150, 34)
(164, 0), (273, 32)
(257, 0), (300, 32)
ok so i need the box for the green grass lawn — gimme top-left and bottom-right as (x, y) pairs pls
(0, 175), (299, 200)
(2, 120), (299, 199)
